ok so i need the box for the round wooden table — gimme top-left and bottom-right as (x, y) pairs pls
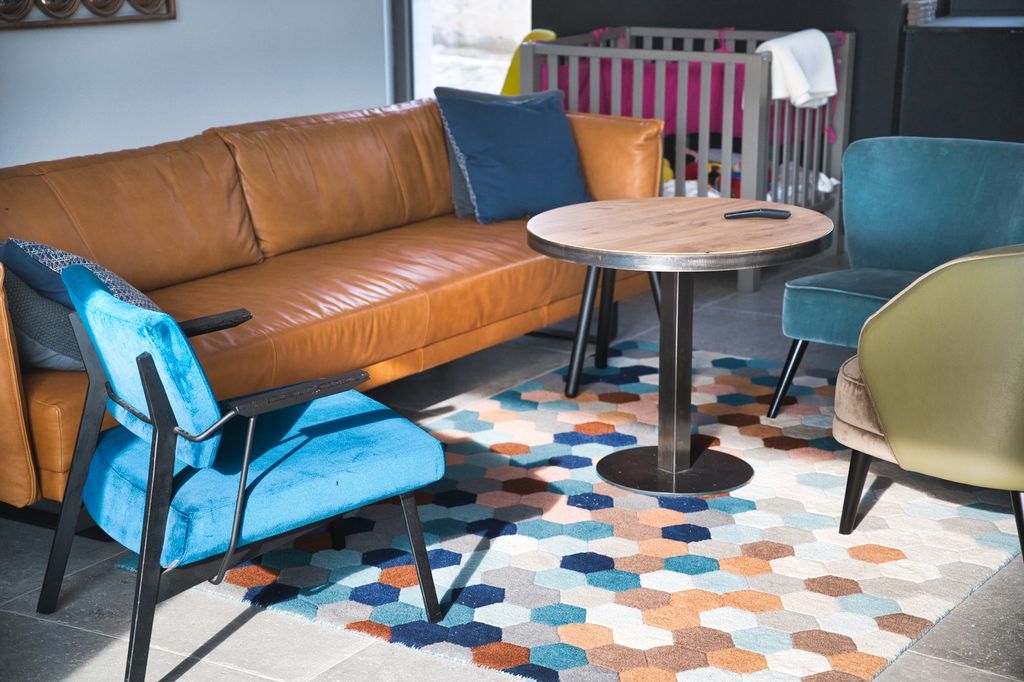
(527, 197), (833, 497)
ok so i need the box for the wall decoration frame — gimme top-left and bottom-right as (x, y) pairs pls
(0, 0), (175, 30)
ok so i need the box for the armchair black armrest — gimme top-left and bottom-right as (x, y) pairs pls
(227, 369), (370, 417)
(178, 308), (253, 338)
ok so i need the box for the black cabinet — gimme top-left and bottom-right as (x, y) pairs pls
(897, 17), (1024, 142)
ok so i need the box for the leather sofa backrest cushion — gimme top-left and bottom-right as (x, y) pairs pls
(0, 135), (262, 292)
(211, 100), (454, 258)
(566, 112), (664, 201)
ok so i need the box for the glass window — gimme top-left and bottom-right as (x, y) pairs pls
(411, 0), (531, 98)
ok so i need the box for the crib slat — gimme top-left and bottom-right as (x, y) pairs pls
(794, 110), (802, 205)
(546, 55), (558, 92)
(823, 98), (831, 199)
(654, 60), (666, 122)
(683, 38), (693, 51)
(789, 106), (800, 205)
(720, 63), (736, 198)
(590, 55), (600, 114)
(801, 108), (812, 205)
(674, 58), (689, 198)
(698, 62), (712, 197)
(632, 58), (644, 118)
(810, 106), (822, 206)
(781, 104), (792, 203)
(568, 56), (579, 111)
(611, 58), (622, 115)
(771, 101), (781, 201)
(643, 35), (653, 50)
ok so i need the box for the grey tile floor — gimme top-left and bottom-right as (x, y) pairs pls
(1, 251), (1021, 681)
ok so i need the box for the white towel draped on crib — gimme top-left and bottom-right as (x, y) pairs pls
(755, 29), (837, 108)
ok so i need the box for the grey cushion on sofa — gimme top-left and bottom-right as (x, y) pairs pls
(3, 270), (83, 371)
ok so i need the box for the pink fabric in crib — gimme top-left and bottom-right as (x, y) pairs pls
(541, 56), (745, 136)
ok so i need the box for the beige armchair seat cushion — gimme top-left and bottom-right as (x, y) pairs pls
(832, 356), (898, 464)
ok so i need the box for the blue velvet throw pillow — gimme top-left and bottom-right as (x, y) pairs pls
(435, 87), (590, 224)
(438, 89), (565, 218)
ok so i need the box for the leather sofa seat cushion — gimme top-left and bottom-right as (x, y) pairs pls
(781, 268), (921, 348)
(211, 100), (454, 257)
(148, 215), (607, 391)
(0, 136), (262, 292)
(83, 390), (444, 567)
(832, 356), (897, 463)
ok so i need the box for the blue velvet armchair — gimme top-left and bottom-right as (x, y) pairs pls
(768, 136), (1024, 417)
(38, 266), (446, 682)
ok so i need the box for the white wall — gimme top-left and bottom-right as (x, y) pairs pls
(0, 0), (392, 166)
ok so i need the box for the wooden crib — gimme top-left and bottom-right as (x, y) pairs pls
(520, 26), (855, 291)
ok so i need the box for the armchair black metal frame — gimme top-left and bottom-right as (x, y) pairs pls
(564, 268), (662, 397)
(37, 309), (442, 682)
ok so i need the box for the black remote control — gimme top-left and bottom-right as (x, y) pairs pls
(724, 208), (792, 220)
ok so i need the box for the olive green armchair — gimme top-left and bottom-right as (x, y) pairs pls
(836, 245), (1024, 548)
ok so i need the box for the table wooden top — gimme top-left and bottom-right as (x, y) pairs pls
(527, 197), (834, 272)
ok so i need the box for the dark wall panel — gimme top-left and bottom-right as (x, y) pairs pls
(899, 26), (1024, 141)
(532, 0), (905, 141)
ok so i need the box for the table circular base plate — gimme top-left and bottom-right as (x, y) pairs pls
(596, 446), (754, 497)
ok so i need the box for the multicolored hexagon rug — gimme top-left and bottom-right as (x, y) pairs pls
(195, 344), (1021, 681)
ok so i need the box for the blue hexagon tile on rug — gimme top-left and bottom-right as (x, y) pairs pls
(137, 344), (1018, 681)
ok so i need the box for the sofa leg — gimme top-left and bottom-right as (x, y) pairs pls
(648, 272), (662, 319)
(595, 269), (616, 369)
(565, 266), (601, 398)
(839, 450), (872, 535)
(400, 492), (442, 623)
(1011, 492), (1024, 558)
(768, 339), (809, 418)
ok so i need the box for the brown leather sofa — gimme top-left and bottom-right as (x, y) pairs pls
(0, 99), (663, 508)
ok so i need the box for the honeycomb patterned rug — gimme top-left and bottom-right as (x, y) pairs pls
(193, 343), (1020, 681)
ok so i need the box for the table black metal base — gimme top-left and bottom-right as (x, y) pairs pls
(597, 444), (754, 497)
(596, 272), (755, 497)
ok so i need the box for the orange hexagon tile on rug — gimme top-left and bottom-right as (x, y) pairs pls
(378, 565), (419, 588)
(722, 590), (783, 612)
(472, 642), (531, 669)
(225, 563), (279, 588)
(828, 651), (888, 679)
(707, 647), (768, 673)
(558, 622), (614, 648)
(849, 544), (907, 563)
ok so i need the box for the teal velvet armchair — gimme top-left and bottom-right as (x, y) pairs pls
(38, 266), (446, 682)
(768, 136), (1024, 417)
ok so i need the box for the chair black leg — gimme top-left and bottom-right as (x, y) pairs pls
(126, 353), (179, 682)
(37, 435), (100, 613)
(839, 450), (872, 535)
(38, 317), (108, 615)
(1010, 492), (1024, 557)
(648, 271), (662, 319)
(768, 339), (809, 418)
(126, 555), (163, 682)
(565, 266), (601, 398)
(329, 519), (347, 550)
(595, 269), (616, 369)
(399, 492), (441, 623)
